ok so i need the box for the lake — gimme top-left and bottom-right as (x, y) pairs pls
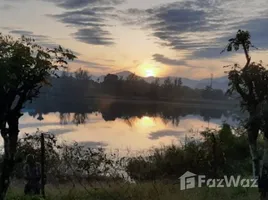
(17, 99), (240, 152)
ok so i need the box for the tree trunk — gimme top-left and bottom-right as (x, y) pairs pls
(248, 124), (260, 178)
(0, 115), (19, 200)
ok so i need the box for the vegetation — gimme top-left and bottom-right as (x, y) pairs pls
(36, 69), (229, 103)
(2, 125), (260, 199)
(2, 28), (268, 199)
(126, 124), (251, 181)
(0, 34), (76, 199)
(5, 185), (261, 200)
(222, 30), (268, 199)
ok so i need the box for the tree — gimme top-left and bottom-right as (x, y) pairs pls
(102, 74), (119, 95)
(148, 78), (160, 99)
(223, 30), (268, 199)
(162, 77), (173, 99)
(0, 33), (76, 199)
(74, 68), (91, 80)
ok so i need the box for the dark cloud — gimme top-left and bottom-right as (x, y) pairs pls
(92, 6), (115, 12)
(152, 54), (205, 68)
(153, 54), (186, 66)
(9, 29), (81, 55)
(73, 27), (114, 45)
(117, 3), (217, 58)
(73, 59), (112, 70)
(144, 3), (218, 52)
(49, 8), (106, 27)
(49, 6), (116, 46)
(121, 0), (268, 59)
(10, 30), (34, 36)
(149, 130), (184, 140)
(9, 29), (56, 47)
(44, 0), (125, 46)
(45, 0), (124, 9)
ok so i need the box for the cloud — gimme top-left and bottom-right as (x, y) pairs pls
(44, 0), (124, 9)
(9, 29), (57, 48)
(73, 27), (114, 45)
(9, 29), (81, 55)
(153, 54), (186, 66)
(149, 130), (184, 140)
(73, 59), (112, 70)
(49, 6), (117, 46)
(121, 0), (268, 59)
(152, 54), (205, 68)
(9, 30), (49, 40)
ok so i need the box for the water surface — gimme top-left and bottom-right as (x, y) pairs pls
(19, 100), (239, 152)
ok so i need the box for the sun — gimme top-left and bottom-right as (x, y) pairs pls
(145, 69), (155, 77)
(138, 62), (160, 77)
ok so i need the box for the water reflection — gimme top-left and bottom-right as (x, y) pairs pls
(20, 100), (240, 150)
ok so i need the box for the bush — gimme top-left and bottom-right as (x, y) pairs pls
(126, 124), (251, 181)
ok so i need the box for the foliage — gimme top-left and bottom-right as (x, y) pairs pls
(6, 183), (261, 200)
(11, 132), (120, 184)
(36, 70), (228, 102)
(0, 33), (75, 199)
(0, 34), (76, 109)
(126, 124), (251, 181)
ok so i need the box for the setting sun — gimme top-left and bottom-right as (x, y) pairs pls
(145, 69), (155, 77)
(138, 63), (159, 77)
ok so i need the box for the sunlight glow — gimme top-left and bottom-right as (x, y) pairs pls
(138, 63), (159, 77)
(143, 66), (157, 77)
(145, 69), (155, 77)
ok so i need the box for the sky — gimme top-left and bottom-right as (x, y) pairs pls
(0, 0), (268, 79)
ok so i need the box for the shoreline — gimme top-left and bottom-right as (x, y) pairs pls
(78, 95), (238, 109)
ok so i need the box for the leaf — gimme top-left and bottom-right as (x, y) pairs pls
(227, 45), (232, 52)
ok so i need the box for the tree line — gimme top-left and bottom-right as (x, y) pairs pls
(38, 69), (228, 102)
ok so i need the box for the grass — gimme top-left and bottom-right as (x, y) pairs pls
(7, 182), (260, 200)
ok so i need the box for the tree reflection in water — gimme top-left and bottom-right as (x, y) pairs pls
(27, 99), (239, 127)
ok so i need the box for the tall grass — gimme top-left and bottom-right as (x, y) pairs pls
(7, 183), (259, 200)
(5, 124), (260, 199)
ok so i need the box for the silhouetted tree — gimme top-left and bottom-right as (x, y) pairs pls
(0, 33), (75, 199)
(102, 74), (119, 95)
(74, 68), (91, 80)
(223, 29), (268, 199)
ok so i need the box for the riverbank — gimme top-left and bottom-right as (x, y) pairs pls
(48, 94), (238, 109)
(96, 95), (237, 107)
